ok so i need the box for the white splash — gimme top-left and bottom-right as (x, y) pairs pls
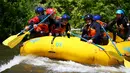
(0, 55), (33, 72)
(24, 57), (130, 73)
(1, 55), (130, 73)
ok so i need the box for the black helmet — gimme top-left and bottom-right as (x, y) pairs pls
(84, 14), (93, 20)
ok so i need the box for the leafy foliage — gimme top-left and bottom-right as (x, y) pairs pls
(0, 0), (40, 40)
(43, 0), (130, 27)
(0, 0), (130, 40)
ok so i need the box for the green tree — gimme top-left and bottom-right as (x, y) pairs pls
(43, 0), (130, 27)
(0, 0), (41, 40)
(1, 0), (130, 41)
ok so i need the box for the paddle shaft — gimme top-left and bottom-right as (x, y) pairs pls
(101, 26), (122, 56)
(17, 25), (31, 35)
(28, 12), (53, 32)
(15, 12), (53, 35)
(71, 32), (105, 50)
(7, 12), (53, 48)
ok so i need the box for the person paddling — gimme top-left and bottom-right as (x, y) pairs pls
(81, 14), (101, 44)
(45, 8), (60, 36)
(61, 14), (71, 38)
(107, 9), (130, 41)
(54, 14), (71, 38)
(93, 15), (108, 45)
(25, 6), (48, 37)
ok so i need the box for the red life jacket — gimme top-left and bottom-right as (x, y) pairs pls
(88, 28), (96, 37)
(28, 16), (40, 24)
(51, 26), (65, 34)
(34, 23), (49, 33)
(51, 23), (66, 34)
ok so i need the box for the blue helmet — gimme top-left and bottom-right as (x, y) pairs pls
(84, 14), (93, 20)
(62, 14), (70, 20)
(116, 9), (124, 14)
(35, 7), (44, 14)
(93, 15), (101, 21)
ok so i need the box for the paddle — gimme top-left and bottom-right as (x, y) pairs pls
(8, 31), (30, 48)
(2, 25), (31, 46)
(8, 12), (54, 48)
(101, 26), (130, 68)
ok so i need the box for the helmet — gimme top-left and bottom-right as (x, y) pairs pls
(35, 7), (44, 14)
(84, 14), (93, 20)
(62, 14), (70, 20)
(93, 15), (101, 21)
(46, 8), (56, 15)
(116, 9), (124, 14)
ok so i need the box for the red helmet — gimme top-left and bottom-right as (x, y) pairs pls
(46, 8), (56, 15)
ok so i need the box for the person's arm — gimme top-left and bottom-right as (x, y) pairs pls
(25, 16), (39, 30)
(66, 23), (71, 32)
(91, 23), (101, 40)
(126, 24), (130, 39)
(65, 23), (71, 38)
(68, 23), (71, 31)
(48, 18), (56, 34)
(107, 18), (117, 30)
(122, 17), (130, 39)
(121, 17), (128, 28)
(81, 25), (87, 37)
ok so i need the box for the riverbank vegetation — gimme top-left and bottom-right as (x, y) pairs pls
(0, 0), (130, 41)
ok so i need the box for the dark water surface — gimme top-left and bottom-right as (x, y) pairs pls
(0, 44), (130, 73)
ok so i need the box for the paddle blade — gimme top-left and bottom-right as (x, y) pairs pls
(108, 51), (123, 62)
(8, 31), (30, 48)
(124, 59), (130, 68)
(2, 35), (18, 46)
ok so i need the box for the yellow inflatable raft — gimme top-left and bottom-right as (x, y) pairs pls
(20, 36), (130, 66)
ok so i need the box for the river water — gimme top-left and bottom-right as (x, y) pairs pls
(0, 44), (130, 73)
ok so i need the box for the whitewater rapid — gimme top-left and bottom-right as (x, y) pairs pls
(0, 55), (130, 73)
